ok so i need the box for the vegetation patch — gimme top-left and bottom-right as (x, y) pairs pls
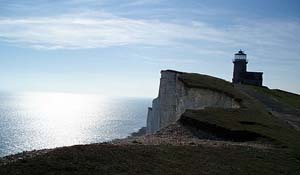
(1, 144), (299, 175)
(176, 72), (300, 153)
(180, 116), (269, 142)
(239, 121), (270, 128)
(249, 86), (300, 109)
(178, 72), (244, 102)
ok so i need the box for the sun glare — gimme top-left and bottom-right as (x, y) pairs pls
(20, 92), (109, 146)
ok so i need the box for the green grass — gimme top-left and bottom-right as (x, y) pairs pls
(182, 109), (300, 150)
(1, 144), (299, 175)
(249, 85), (300, 108)
(178, 73), (244, 102)
(178, 72), (300, 153)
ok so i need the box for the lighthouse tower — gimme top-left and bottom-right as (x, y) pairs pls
(232, 50), (248, 84)
(232, 50), (263, 86)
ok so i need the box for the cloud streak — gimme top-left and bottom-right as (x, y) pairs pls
(0, 12), (227, 49)
(0, 11), (299, 57)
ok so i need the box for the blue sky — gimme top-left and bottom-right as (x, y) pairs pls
(0, 0), (299, 97)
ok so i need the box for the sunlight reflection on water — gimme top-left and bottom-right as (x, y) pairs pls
(0, 92), (150, 157)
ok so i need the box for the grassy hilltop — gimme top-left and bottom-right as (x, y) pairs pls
(179, 72), (300, 151)
(1, 72), (300, 175)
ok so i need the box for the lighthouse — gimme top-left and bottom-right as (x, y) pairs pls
(232, 50), (248, 84)
(232, 50), (263, 86)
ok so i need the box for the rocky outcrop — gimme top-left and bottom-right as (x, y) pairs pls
(147, 70), (240, 134)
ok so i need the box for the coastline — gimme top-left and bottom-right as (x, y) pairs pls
(0, 124), (272, 166)
(0, 126), (147, 165)
(1, 122), (299, 174)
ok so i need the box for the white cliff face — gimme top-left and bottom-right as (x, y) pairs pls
(146, 70), (240, 134)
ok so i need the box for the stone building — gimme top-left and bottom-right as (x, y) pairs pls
(232, 50), (263, 86)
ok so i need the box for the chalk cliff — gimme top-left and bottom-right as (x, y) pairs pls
(147, 70), (240, 134)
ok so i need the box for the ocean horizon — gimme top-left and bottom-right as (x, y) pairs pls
(0, 91), (151, 157)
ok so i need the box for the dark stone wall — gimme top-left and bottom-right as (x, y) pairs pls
(232, 59), (247, 84)
(241, 72), (263, 86)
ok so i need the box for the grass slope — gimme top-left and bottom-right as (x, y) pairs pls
(179, 72), (300, 153)
(178, 73), (244, 102)
(249, 86), (300, 109)
(1, 144), (299, 175)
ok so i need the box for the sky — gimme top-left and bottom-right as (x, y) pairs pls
(0, 0), (299, 97)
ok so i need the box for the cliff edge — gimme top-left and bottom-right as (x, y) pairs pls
(147, 70), (241, 133)
(147, 70), (300, 150)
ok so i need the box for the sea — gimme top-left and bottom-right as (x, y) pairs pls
(0, 91), (151, 157)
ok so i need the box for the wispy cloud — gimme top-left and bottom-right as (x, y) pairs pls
(0, 10), (299, 66)
(0, 12), (228, 49)
(226, 20), (300, 64)
(123, 0), (163, 7)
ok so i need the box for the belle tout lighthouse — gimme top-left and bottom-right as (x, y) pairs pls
(232, 50), (263, 86)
